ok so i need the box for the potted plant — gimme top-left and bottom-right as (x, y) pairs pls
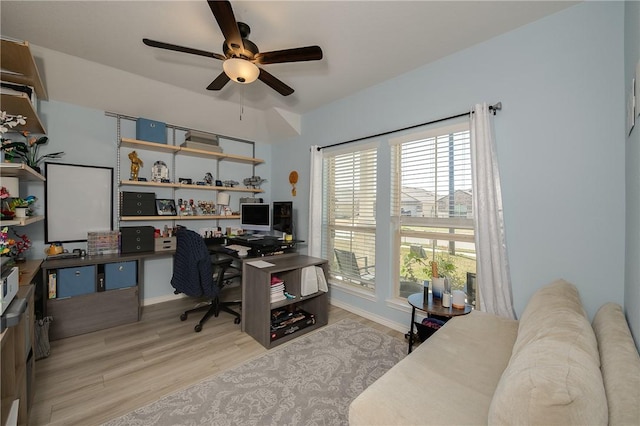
(9, 196), (36, 218)
(400, 251), (429, 297)
(0, 112), (64, 173)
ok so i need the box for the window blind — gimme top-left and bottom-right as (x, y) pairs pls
(322, 147), (377, 289)
(392, 126), (475, 297)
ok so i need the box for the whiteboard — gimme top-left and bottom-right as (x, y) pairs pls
(45, 163), (114, 243)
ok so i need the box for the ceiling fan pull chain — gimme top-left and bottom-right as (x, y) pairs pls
(240, 85), (244, 121)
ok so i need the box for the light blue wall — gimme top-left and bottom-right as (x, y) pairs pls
(16, 2), (635, 339)
(273, 2), (628, 328)
(625, 0), (640, 348)
(23, 99), (273, 303)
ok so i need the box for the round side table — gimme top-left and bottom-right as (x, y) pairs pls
(407, 292), (471, 353)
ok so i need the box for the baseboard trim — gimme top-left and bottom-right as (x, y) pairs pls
(142, 293), (187, 306)
(329, 298), (407, 334)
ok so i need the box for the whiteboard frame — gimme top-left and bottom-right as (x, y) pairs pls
(45, 162), (114, 243)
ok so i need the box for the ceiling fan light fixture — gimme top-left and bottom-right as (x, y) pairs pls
(223, 58), (259, 84)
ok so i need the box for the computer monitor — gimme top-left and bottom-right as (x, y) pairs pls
(272, 201), (293, 234)
(240, 203), (271, 233)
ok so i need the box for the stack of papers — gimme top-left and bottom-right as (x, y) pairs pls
(270, 276), (286, 302)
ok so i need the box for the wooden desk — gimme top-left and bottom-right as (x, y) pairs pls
(17, 258), (43, 286)
(407, 292), (471, 353)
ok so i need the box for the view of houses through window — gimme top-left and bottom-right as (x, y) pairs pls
(392, 122), (476, 300)
(321, 122), (476, 302)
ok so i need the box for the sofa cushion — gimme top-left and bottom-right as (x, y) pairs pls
(349, 310), (518, 425)
(488, 279), (608, 425)
(592, 302), (640, 426)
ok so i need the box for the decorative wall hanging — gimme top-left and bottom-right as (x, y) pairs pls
(289, 170), (298, 196)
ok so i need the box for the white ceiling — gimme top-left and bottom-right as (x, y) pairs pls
(1, 1), (576, 116)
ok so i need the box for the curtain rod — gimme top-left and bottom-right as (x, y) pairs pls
(317, 102), (502, 151)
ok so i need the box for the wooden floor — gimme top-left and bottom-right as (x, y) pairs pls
(30, 297), (405, 425)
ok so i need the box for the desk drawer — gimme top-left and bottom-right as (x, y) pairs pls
(57, 265), (96, 298)
(104, 261), (137, 290)
(120, 226), (155, 254)
(121, 192), (156, 216)
(154, 237), (176, 252)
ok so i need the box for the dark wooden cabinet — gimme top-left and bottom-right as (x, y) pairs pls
(41, 254), (145, 340)
(242, 254), (329, 349)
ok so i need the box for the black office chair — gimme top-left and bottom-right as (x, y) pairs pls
(171, 228), (241, 332)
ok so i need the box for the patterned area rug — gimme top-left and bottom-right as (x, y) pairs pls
(104, 319), (406, 426)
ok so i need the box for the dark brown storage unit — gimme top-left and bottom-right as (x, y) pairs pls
(121, 191), (156, 216)
(120, 226), (155, 254)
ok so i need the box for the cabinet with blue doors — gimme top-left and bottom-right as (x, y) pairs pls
(41, 254), (148, 340)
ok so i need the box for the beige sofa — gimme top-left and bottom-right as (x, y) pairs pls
(349, 280), (640, 425)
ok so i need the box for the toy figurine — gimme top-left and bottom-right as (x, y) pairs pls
(204, 172), (213, 185)
(128, 151), (144, 181)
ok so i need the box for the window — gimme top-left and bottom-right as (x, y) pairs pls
(322, 145), (377, 291)
(391, 122), (476, 300)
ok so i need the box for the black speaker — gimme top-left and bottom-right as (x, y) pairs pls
(466, 272), (477, 308)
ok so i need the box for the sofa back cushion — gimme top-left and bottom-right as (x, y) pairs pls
(488, 279), (608, 425)
(592, 302), (640, 426)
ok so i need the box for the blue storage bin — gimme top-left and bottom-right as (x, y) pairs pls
(104, 261), (137, 290)
(58, 265), (96, 298)
(136, 118), (167, 144)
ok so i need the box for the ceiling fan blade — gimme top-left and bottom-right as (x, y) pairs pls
(254, 46), (323, 65)
(208, 0), (243, 53)
(143, 38), (225, 60)
(258, 68), (294, 96)
(207, 72), (231, 91)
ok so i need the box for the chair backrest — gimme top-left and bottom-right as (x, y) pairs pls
(410, 245), (427, 258)
(334, 248), (362, 278)
(171, 228), (217, 298)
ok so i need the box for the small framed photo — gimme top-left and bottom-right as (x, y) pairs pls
(156, 199), (177, 216)
(215, 180), (223, 187)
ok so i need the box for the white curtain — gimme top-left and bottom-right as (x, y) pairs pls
(308, 145), (323, 257)
(470, 103), (516, 319)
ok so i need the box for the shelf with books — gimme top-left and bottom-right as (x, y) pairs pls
(242, 254), (329, 349)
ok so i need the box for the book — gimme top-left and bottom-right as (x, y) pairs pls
(48, 272), (57, 299)
(270, 310), (316, 341)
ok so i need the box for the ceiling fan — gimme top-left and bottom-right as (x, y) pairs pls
(142, 0), (323, 96)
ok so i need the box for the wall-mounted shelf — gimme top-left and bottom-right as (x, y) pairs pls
(1, 39), (48, 100)
(0, 163), (46, 182)
(120, 215), (240, 221)
(120, 180), (180, 189)
(0, 93), (46, 134)
(0, 215), (44, 227)
(120, 138), (264, 165)
(1, 38), (48, 136)
(120, 180), (264, 193)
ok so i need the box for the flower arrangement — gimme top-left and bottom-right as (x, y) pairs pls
(9, 195), (37, 215)
(0, 227), (32, 259)
(11, 229), (32, 259)
(0, 111), (64, 170)
(0, 112), (26, 135)
(0, 227), (12, 256)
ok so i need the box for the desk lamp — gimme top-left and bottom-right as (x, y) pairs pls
(217, 192), (230, 215)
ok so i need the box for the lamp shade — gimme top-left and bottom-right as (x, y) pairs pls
(2, 177), (19, 198)
(223, 58), (259, 84)
(216, 192), (230, 206)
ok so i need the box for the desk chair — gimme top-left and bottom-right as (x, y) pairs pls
(333, 248), (375, 285)
(171, 228), (241, 332)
